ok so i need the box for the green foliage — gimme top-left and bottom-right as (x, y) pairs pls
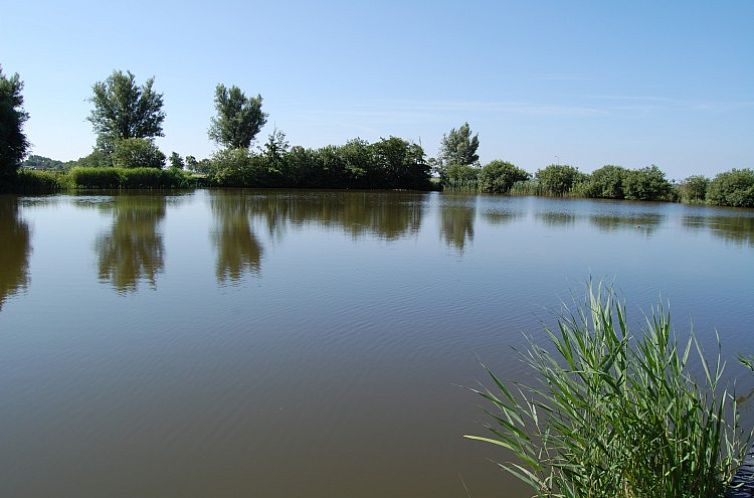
(440, 164), (479, 191)
(69, 167), (122, 188)
(623, 165), (672, 201)
(208, 84), (268, 149)
(707, 169), (754, 208)
(439, 122), (480, 167)
(467, 284), (751, 498)
(69, 167), (190, 189)
(169, 152), (184, 170)
(73, 149), (112, 168)
(678, 175), (709, 203)
(88, 70), (165, 153)
(478, 160), (530, 193)
(14, 169), (66, 192)
(582, 165), (629, 199)
(509, 179), (542, 196)
(22, 154), (66, 171)
(111, 138), (166, 169)
(206, 148), (267, 187)
(0, 66), (29, 187)
(535, 164), (582, 195)
(206, 137), (431, 190)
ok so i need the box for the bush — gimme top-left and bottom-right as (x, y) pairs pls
(678, 175), (709, 203)
(69, 166), (190, 188)
(535, 164), (583, 195)
(111, 138), (166, 169)
(707, 169), (754, 208)
(478, 160), (530, 193)
(119, 167), (190, 188)
(583, 165), (629, 199)
(69, 167), (122, 188)
(14, 169), (66, 193)
(441, 163), (479, 191)
(622, 165), (672, 201)
(467, 284), (752, 498)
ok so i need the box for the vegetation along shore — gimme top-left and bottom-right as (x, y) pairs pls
(2, 66), (752, 207)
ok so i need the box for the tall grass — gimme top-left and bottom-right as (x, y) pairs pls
(69, 167), (193, 189)
(466, 284), (752, 498)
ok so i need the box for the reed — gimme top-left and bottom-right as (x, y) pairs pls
(466, 284), (752, 498)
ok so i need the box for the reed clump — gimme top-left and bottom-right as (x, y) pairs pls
(467, 284), (752, 498)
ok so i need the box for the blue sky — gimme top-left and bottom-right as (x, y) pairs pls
(2, 0), (753, 178)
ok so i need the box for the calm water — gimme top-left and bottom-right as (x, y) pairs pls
(1, 190), (753, 498)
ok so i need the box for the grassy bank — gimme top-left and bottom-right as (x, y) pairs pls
(467, 284), (752, 497)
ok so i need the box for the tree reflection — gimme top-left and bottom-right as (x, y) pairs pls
(95, 196), (166, 293)
(536, 211), (578, 227)
(440, 198), (475, 251)
(0, 196), (31, 310)
(683, 215), (754, 247)
(210, 194), (264, 284)
(482, 209), (523, 226)
(589, 213), (664, 235)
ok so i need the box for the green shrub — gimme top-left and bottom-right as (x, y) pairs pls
(467, 284), (751, 498)
(14, 169), (66, 192)
(535, 164), (583, 196)
(441, 163), (479, 191)
(69, 166), (190, 188)
(69, 167), (122, 188)
(583, 165), (629, 199)
(623, 165), (672, 201)
(707, 169), (754, 208)
(478, 160), (530, 193)
(678, 175), (709, 203)
(509, 179), (542, 196)
(111, 138), (166, 169)
(120, 167), (190, 188)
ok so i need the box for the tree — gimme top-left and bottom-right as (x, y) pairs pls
(439, 122), (479, 167)
(0, 66), (29, 185)
(185, 155), (198, 171)
(111, 138), (166, 169)
(169, 152), (185, 170)
(208, 84), (267, 149)
(88, 70), (165, 154)
(707, 169), (754, 208)
(678, 175), (709, 203)
(536, 164), (582, 195)
(585, 165), (629, 199)
(622, 165), (672, 201)
(478, 160), (530, 193)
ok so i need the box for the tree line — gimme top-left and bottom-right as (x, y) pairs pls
(1, 65), (753, 206)
(436, 123), (754, 207)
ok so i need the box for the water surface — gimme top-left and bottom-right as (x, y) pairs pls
(1, 190), (753, 497)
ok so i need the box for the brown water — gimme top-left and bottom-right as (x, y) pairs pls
(1, 190), (753, 497)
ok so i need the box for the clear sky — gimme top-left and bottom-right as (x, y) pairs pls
(2, 0), (753, 179)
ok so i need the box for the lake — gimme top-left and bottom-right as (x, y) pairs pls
(1, 189), (753, 497)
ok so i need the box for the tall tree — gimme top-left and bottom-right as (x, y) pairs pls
(88, 70), (165, 154)
(208, 84), (267, 149)
(0, 66), (29, 184)
(439, 122), (479, 166)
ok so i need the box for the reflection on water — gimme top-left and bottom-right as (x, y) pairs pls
(536, 211), (578, 227)
(481, 209), (523, 226)
(683, 215), (754, 247)
(211, 193), (264, 284)
(208, 190), (428, 282)
(1, 191), (754, 498)
(590, 212), (665, 235)
(0, 197), (31, 309)
(440, 197), (475, 251)
(95, 196), (166, 293)
(242, 190), (425, 241)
